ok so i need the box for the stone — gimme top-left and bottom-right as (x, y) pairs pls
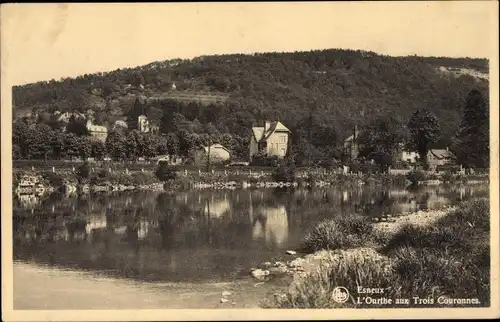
(220, 298), (229, 303)
(250, 269), (269, 279)
(222, 291), (232, 297)
(285, 250), (297, 255)
(261, 261), (272, 269)
(269, 267), (288, 275)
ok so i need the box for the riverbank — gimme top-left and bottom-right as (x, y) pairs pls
(13, 167), (489, 194)
(252, 198), (490, 308)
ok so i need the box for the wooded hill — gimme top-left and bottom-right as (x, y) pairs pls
(13, 49), (489, 159)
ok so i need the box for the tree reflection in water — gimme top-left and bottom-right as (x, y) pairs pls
(12, 184), (488, 282)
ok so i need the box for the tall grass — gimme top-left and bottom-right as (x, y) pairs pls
(301, 215), (373, 252)
(268, 198), (490, 308)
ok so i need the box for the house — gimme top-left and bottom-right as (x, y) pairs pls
(155, 155), (183, 165)
(343, 125), (362, 161)
(86, 120), (108, 142)
(395, 144), (419, 164)
(138, 115), (150, 133)
(250, 121), (291, 160)
(400, 150), (419, 164)
(427, 148), (455, 167)
(203, 144), (231, 162)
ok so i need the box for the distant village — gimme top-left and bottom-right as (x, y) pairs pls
(19, 107), (457, 171)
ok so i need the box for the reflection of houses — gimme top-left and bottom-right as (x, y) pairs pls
(426, 194), (450, 209)
(138, 219), (149, 240)
(427, 148), (455, 167)
(343, 126), (362, 161)
(250, 121), (291, 160)
(204, 197), (231, 219)
(252, 206), (289, 247)
(86, 213), (107, 235)
(86, 120), (108, 142)
(17, 194), (40, 208)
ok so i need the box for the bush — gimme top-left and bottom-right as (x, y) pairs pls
(76, 162), (91, 182)
(267, 198), (490, 308)
(155, 162), (178, 181)
(131, 171), (159, 185)
(250, 151), (279, 167)
(302, 215), (373, 252)
(271, 164), (296, 182)
(406, 170), (426, 185)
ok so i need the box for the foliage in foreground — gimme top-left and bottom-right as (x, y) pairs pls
(269, 198), (490, 308)
(301, 215), (374, 252)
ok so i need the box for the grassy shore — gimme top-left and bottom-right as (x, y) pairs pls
(265, 198), (490, 308)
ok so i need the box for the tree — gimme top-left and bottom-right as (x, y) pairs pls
(78, 137), (92, 160)
(62, 133), (81, 160)
(66, 115), (89, 136)
(91, 140), (106, 160)
(407, 108), (441, 166)
(76, 161), (91, 182)
(105, 129), (127, 161)
(454, 90), (489, 168)
(358, 116), (405, 172)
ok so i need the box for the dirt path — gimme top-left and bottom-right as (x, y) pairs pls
(13, 261), (280, 310)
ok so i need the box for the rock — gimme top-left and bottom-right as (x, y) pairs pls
(250, 269), (269, 279)
(221, 291), (232, 297)
(261, 261), (272, 269)
(269, 267), (288, 275)
(220, 298), (229, 303)
(285, 250), (297, 255)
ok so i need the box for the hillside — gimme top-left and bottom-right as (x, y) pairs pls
(12, 49), (489, 162)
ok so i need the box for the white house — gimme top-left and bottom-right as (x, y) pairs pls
(137, 115), (150, 133)
(427, 148), (455, 167)
(203, 144), (231, 162)
(250, 121), (291, 160)
(86, 120), (108, 142)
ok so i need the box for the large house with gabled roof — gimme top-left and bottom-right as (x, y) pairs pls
(249, 121), (291, 161)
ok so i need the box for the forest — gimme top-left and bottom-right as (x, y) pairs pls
(12, 48), (489, 167)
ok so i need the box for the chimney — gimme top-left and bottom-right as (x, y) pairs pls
(446, 146), (449, 151)
(353, 125), (358, 140)
(265, 121), (271, 132)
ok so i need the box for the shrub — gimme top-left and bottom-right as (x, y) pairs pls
(265, 250), (394, 308)
(131, 171), (159, 185)
(267, 198), (490, 308)
(406, 170), (426, 185)
(76, 162), (91, 182)
(250, 151), (279, 167)
(272, 164), (296, 182)
(302, 215), (373, 252)
(440, 171), (455, 183)
(155, 162), (178, 181)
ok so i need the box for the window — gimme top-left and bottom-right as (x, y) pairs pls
(280, 135), (286, 143)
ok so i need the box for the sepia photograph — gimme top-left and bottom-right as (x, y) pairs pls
(1, 1), (499, 321)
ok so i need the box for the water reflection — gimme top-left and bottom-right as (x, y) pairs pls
(13, 184), (488, 283)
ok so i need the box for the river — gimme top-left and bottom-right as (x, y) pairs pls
(13, 184), (488, 309)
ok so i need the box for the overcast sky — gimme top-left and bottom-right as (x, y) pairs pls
(1, 2), (496, 86)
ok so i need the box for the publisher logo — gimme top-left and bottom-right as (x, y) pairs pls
(332, 286), (350, 303)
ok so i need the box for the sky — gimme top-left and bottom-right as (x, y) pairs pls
(1, 1), (497, 85)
